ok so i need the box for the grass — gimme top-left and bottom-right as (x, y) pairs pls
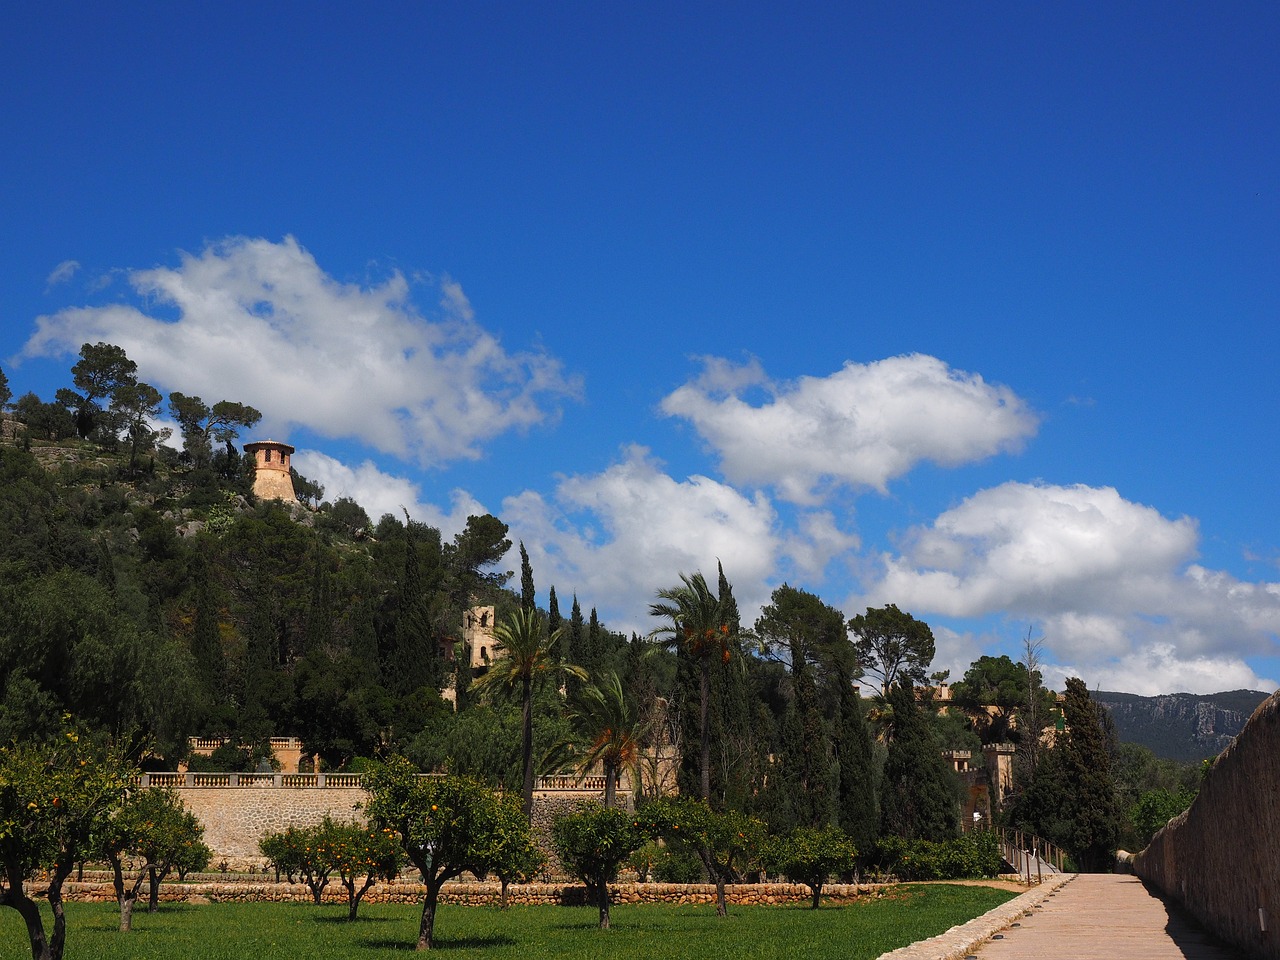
(0, 884), (1017, 959)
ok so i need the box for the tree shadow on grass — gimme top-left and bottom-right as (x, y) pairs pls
(362, 935), (517, 950)
(311, 913), (398, 925)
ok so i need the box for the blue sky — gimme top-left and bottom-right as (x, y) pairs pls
(4, 3), (1278, 695)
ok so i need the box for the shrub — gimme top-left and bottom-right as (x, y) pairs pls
(872, 831), (1001, 881)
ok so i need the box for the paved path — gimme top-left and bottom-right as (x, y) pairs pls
(972, 874), (1239, 959)
(878, 874), (1242, 960)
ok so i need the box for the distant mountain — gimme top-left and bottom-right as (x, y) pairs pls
(1091, 689), (1273, 761)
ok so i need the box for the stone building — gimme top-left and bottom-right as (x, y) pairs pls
(243, 439), (298, 503)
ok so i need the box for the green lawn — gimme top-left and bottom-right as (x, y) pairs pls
(0, 885), (1017, 959)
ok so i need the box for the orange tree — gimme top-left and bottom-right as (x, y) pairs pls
(471, 791), (544, 909)
(364, 759), (507, 950)
(318, 819), (401, 920)
(0, 724), (133, 960)
(259, 823), (335, 903)
(551, 804), (652, 929)
(98, 787), (207, 930)
(640, 797), (765, 917)
(766, 824), (858, 909)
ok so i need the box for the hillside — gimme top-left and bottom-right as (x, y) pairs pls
(1092, 689), (1272, 761)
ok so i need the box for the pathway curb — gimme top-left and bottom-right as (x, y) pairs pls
(876, 874), (1076, 960)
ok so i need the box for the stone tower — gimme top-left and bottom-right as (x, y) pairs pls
(463, 605), (497, 670)
(243, 440), (298, 503)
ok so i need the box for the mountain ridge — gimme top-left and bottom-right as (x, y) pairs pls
(1091, 688), (1273, 761)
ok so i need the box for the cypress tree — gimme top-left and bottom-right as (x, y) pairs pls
(519, 541), (535, 611)
(833, 670), (878, 852)
(1057, 677), (1121, 871)
(879, 682), (957, 841)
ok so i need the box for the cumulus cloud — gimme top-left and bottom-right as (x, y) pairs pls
(660, 354), (1038, 504)
(860, 481), (1280, 694)
(500, 445), (787, 635)
(21, 236), (581, 465)
(293, 450), (485, 539)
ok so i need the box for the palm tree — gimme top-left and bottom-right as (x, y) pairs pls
(470, 607), (586, 817)
(567, 672), (647, 808)
(649, 570), (734, 801)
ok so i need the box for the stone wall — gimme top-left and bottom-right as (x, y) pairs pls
(1132, 690), (1280, 960)
(57, 878), (882, 908)
(162, 778), (612, 871)
(176, 785), (369, 865)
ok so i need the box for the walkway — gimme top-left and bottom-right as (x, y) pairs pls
(879, 874), (1243, 960)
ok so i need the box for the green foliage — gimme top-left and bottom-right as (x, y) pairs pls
(879, 683), (958, 842)
(315, 820), (402, 920)
(640, 797), (766, 916)
(363, 759), (508, 949)
(767, 825), (858, 907)
(0, 723), (134, 960)
(99, 787), (207, 927)
(650, 571), (738, 802)
(871, 831), (1002, 881)
(473, 793), (545, 897)
(1010, 677), (1121, 872)
(552, 804), (650, 928)
(847, 604), (935, 695)
(469, 607), (585, 815)
(259, 822), (335, 903)
(565, 672), (646, 807)
(1128, 788), (1195, 850)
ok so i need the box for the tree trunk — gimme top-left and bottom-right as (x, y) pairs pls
(2, 882), (52, 960)
(810, 883), (822, 910)
(147, 865), (161, 912)
(417, 880), (441, 950)
(597, 877), (611, 930)
(603, 760), (617, 809)
(47, 859), (72, 960)
(500, 877), (509, 910)
(699, 655), (711, 801)
(714, 875), (727, 917)
(119, 896), (136, 932)
(521, 674), (535, 818)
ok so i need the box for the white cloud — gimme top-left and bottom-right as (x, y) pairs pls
(501, 445), (787, 635)
(860, 481), (1280, 694)
(660, 354), (1038, 504)
(21, 236), (581, 465)
(45, 260), (80, 289)
(293, 450), (484, 539)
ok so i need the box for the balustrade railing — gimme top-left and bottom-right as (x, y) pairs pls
(130, 771), (611, 793)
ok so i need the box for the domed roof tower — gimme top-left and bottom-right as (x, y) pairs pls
(243, 439), (298, 503)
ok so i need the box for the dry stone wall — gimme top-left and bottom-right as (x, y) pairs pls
(57, 878), (883, 908)
(1132, 690), (1280, 960)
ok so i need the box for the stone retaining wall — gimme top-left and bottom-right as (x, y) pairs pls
(1132, 689), (1280, 960)
(170, 782), (608, 870)
(175, 785), (369, 865)
(54, 878), (884, 908)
